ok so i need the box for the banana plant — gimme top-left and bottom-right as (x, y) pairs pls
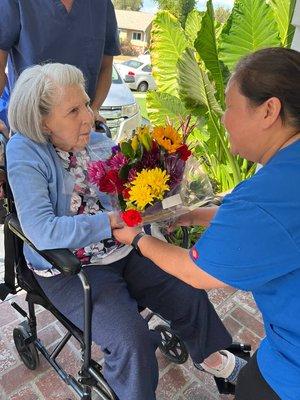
(147, 0), (296, 192)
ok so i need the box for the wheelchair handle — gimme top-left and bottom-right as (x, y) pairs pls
(95, 121), (112, 138)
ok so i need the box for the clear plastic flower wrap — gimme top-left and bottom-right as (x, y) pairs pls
(87, 120), (214, 227)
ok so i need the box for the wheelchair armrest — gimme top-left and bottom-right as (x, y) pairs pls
(7, 214), (82, 276)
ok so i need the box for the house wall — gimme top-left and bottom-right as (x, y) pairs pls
(119, 29), (148, 54)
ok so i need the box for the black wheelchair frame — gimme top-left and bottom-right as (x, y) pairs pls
(0, 127), (251, 399)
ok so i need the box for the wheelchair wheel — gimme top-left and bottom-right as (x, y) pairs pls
(155, 324), (188, 364)
(90, 384), (116, 400)
(13, 326), (40, 370)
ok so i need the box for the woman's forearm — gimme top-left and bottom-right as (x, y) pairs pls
(190, 206), (219, 227)
(137, 235), (226, 290)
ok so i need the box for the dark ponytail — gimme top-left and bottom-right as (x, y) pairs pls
(233, 47), (300, 128)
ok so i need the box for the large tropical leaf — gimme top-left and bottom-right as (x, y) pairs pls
(146, 91), (190, 126)
(194, 0), (228, 108)
(219, 0), (281, 71)
(268, 0), (296, 47)
(177, 48), (223, 117)
(150, 11), (188, 97)
(185, 10), (203, 47)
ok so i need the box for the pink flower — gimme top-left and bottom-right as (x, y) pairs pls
(87, 161), (108, 185)
(107, 152), (128, 170)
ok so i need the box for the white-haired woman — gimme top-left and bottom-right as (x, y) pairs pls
(6, 63), (245, 400)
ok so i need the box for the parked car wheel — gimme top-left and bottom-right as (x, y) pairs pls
(138, 81), (148, 92)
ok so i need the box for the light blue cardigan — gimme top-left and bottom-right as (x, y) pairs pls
(6, 131), (117, 271)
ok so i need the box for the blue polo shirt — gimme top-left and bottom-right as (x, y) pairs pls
(191, 141), (300, 400)
(0, 0), (120, 109)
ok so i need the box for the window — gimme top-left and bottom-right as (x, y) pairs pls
(142, 64), (152, 72)
(132, 31), (142, 41)
(112, 66), (122, 84)
(123, 60), (143, 69)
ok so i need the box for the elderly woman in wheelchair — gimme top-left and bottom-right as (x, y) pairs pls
(5, 63), (248, 400)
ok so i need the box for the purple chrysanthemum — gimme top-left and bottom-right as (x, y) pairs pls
(135, 144), (161, 171)
(164, 154), (185, 189)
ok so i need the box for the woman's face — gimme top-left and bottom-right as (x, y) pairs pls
(222, 79), (265, 162)
(43, 84), (94, 152)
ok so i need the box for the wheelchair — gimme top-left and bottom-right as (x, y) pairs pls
(0, 127), (251, 399)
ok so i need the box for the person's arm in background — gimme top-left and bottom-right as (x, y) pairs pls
(90, 54), (113, 121)
(0, 50), (8, 97)
(175, 206), (219, 228)
(91, 0), (120, 122)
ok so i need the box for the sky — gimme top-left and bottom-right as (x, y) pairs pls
(142, 0), (234, 13)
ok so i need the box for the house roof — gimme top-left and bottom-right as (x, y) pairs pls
(115, 10), (154, 32)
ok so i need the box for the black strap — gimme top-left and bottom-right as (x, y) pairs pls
(131, 231), (146, 257)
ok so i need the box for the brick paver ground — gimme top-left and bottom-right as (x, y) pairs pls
(0, 225), (264, 400)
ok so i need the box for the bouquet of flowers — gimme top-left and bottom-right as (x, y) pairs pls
(88, 119), (214, 227)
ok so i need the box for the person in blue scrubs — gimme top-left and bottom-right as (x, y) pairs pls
(113, 47), (300, 400)
(0, 0), (120, 124)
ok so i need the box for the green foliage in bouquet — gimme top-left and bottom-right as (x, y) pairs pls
(147, 0), (296, 193)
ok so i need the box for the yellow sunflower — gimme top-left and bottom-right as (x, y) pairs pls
(127, 168), (170, 210)
(153, 125), (183, 153)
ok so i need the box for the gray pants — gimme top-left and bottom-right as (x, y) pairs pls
(36, 250), (232, 400)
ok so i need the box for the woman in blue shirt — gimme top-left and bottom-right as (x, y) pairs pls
(114, 47), (300, 400)
(6, 62), (245, 400)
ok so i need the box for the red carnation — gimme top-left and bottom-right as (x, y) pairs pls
(99, 170), (124, 194)
(176, 144), (192, 161)
(121, 209), (142, 227)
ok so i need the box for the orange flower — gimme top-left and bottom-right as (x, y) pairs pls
(152, 125), (183, 153)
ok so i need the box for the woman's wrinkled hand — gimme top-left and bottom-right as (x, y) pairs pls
(108, 211), (125, 229)
(113, 226), (142, 246)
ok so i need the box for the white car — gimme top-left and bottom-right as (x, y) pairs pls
(116, 60), (156, 92)
(138, 50), (151, 64)
(100, 65), (141, 142)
